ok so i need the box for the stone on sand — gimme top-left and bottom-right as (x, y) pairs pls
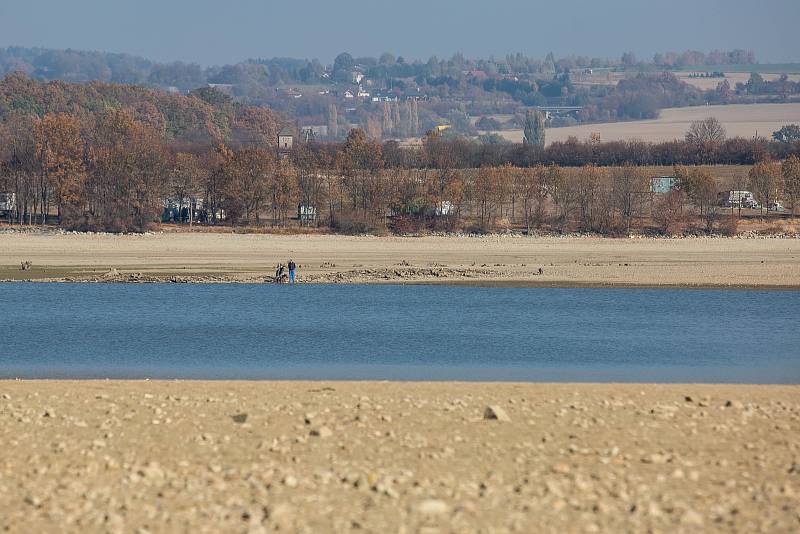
(484, 405), (511, 422)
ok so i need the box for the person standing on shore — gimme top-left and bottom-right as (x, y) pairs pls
(288, 259), (296, 284)
(275, 263), (286, 283)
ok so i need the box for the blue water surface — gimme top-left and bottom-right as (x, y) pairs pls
(0, 283), (798, 382)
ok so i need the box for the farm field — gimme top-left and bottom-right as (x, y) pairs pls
(677, 71), (800, 90)
(669, 63), (800, 74)
(493, 103), (800, 145)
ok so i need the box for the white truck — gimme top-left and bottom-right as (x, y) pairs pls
(0, 192), (16, 220)
(718, 190), (758, 209)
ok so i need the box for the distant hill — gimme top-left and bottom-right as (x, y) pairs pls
(0, 46), (320, 93)
(0, 46), (158, 84)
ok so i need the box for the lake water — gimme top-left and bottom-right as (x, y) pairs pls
(1, 283), (798, 383)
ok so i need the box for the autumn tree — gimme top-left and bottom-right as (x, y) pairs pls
(0, 113), (37, 224)
(220, 147), (272, 223)
(86, 109), (167, 231)
(575, 165), (613, 233)
(270, 157), (298, 226)
(523, 109), (545, 147)
(748, 160), (783, 217)
(517, 165), (549, 233)
(32, 113), (87, 224)
(781, 155), (800, 217)
(295, 143), (328, 226)
(202, 145), (233, 225)
(653, 189), (686, 234)
(339, 128), (384, 222)
(474, 166), (504, 230)
(676, 166), (718, 230)
(327, 104), (339, 140)
(169, 152), (205, 223)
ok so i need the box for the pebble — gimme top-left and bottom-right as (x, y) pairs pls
(681, 509), (704, 526)
(416, 499), (449, 515)
(484, 405), (511, 422)
(551, 462), (571, 475)
(310, 426), (333, 438)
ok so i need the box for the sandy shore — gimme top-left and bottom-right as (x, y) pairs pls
(0, 381), (797, 532)
(1, 232), (799, 288)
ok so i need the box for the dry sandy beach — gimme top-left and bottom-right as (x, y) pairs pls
(2, 231), (800, 288)
(0, 381), (797, 533)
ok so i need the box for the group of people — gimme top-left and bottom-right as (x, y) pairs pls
(274, 259), (297, 284)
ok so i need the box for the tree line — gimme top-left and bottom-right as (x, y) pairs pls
(3, 110), (799, 233)
(1, 46), (756, 90)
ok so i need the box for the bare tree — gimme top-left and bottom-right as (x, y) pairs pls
(548, 166), (578, 232)
(685, 117), (726, 146)
(612, 165), (648, 234)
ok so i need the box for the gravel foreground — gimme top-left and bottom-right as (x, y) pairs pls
(0, 381), (798, 533)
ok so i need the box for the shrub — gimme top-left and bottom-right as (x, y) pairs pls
(718, 216), (739, 236)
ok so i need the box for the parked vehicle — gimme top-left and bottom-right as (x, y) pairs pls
(768, 202), (785, 212)
(0, 192), (16, 220)
(718, 190), (756, 208)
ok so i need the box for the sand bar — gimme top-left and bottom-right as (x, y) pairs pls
(1, 232), (799, 288)
(0, 381), (797, 532)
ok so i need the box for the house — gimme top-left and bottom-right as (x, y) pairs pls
(650, 176), (676, 194)
(207, 83), (234, 95)
(357, 87), (371, 98)
(343, 90), (355, 99)
(297, 204), (317, 222)
(300, 125), (328, 142)
(278, 88), (302, 99)
(371, 92), (399, 103)
(405, 89), (427, 101)
(435, 201), (454, 216)
(465, 70), (488, 82)
(278, 128), (294, 157)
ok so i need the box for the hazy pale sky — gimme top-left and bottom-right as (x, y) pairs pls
(1, 0), (797, 65)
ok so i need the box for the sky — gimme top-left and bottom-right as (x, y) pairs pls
(0, 0), (798, 66)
